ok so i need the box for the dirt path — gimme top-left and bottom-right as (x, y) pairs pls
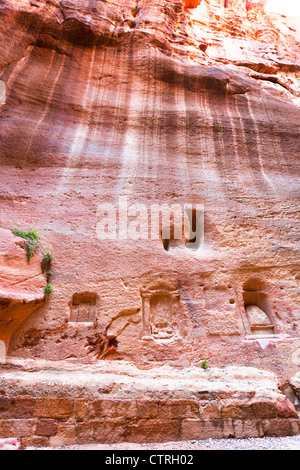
(28, 435), (300, 450)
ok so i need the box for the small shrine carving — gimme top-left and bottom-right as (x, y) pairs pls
(140, 284), (180, 340)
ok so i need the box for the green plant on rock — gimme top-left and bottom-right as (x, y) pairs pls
(25, 240), (37, 263)
(201, 360), (209, 370)
(41, 252), (53, 274)
(44, 284), (52, 298)
(12, 228), (54, 298)
(41, 253), (54, 293)
(12, 227), (40, 262)
(12, 227), (39, 241)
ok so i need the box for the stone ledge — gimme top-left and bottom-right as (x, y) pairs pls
(0, 364), (299, 446)
(4, 416), (297, 448)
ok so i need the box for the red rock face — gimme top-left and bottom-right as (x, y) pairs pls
(185, 0), (201, 8)
(0, 228), (47, 362)
(0, 0), (299, 382)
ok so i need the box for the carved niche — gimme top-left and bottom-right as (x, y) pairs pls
(243, 279), (275, 336)
(140, 285), (180, 340)
(69, 292), (98, 323)
(245, 304), (274, 336)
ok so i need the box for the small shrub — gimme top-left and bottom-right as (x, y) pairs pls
(26, 240), (37, 263)
(41, 252), (53, 274)
(44, 284), (52, 297)
(12, 227), (40, 262)
(201, 360), (209, 370)
(12, 227), (39, 241)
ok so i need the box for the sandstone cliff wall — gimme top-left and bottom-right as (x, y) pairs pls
(0, 0), (299, 382)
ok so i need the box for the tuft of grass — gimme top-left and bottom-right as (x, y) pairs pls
(201, 360), (209, 370)
(26, 241), (37, 263)
(12, 227), (40, 262)
(12, 227), (39, 241)
(44, 284), (52, 297)
(12, 228), (54, 293)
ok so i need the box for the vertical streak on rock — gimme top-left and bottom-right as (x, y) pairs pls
(0, 43), (33, 91)
(151, 49), (165, 182)
(129, 46), (153, 185)
(224, 92), (247, 191)
(174, 66), (191, 194)
(236, 93), (272, 195)
(138, 47), (155, 179)
(244, 93), (277, 194)
(200, 91), (223, 202)
(58, 46), (96, 193)
(23, 52), (66, 166)
(118, 48), (143, 197)
(89, 47), (121, 176)
(257, 90), (288, 181)
(207, 90), (231, 204)
(232, 93), (257, 197)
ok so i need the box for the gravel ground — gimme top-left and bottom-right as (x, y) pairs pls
(29, 435), (300, 450)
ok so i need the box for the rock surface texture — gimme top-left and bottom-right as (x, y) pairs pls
(0, 0), (299, 444)
(0, 228), (47, 363)
(0, 360), (299, 448)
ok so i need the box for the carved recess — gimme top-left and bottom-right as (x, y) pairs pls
(243, 279), (276, 336)
(245, 304), (274, 336)
(140, 285), (180, 340)
(69, 292), (98, 323)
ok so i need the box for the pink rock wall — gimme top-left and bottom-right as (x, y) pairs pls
(0, 0), (299, 382)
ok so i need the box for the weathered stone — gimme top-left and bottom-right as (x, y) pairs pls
(252, 401), (278, 419)
(0, 419), (36, 438)
(73, 399), (88, 420)
(0, 0), (298, 377)
(94, 417), (127, 443)
(159, 400), (199, 419)
(0, 228), (47, 363)
(181, 419), (227, 440)
(36, 419), (58, 437)
(21, 436), (49, 449)
(76, 420), (96, 445)
(49, 420), (77, 447)
(276, 400), (299, 419)
(89, 400), (137, 419)
(290, 373), (300, 400)
(0, 0), (299, 447)
(127, 419), (181, 443)
(0, 438), (21, 450)
(199, 401), (222, 419)
(137, 400), (159, 419)
(262, 419), (295, 437)
(233, 419), (264, 439)
(221, 402), (252, 420)
(0, 396), (35, 419)
(35, 399), (73, 419)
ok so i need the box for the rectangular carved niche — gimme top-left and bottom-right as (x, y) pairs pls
(243, 290), (275, 336)
(70, 293), (98, 323)
(141, 285), (179, 340)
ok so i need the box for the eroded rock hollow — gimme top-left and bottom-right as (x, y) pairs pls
(0, 0), (300, 446)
